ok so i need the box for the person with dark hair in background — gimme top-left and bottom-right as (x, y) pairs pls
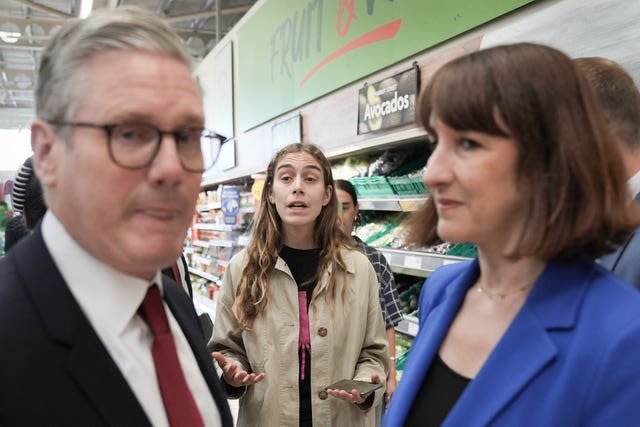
(0, 7), (232, 426)
(384, 43), (640, 426)
(335, 179), (403, 418)
(210, 143), (388, 427)
(4, 156), (47, 252)
(575, 57), (640, 289)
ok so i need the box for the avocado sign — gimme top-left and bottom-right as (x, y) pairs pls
(358, 65), (418, 134)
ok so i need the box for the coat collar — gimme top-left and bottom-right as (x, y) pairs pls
(274, 246), (358, 286)
(13, 226), (150, 426)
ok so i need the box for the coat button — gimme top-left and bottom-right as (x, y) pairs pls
(319, 390), (328, 400)
(318, 327), (327, 337)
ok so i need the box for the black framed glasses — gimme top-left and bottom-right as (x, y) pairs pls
(47, 121), (229, 173)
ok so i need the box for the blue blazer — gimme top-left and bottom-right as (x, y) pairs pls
(384, 259), (640, 427)
(599, 193), (640, 290)
(0, 226), (234, 426)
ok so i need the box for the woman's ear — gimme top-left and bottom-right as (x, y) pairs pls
(322, 185), (332, 206)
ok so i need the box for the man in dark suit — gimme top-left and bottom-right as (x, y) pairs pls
(0, 6), (232, 427)
(576, 57), (640, 289)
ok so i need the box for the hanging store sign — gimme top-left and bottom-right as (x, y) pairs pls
(357, 64), (418, 134)
(237, 0), (536, 131)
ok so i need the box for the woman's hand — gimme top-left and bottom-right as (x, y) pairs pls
(212, 351), (266, 388)
(386, 371), (397, 404)
(326, 374), (382, 405)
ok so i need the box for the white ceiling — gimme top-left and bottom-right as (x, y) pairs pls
(0, 0), (257, 130)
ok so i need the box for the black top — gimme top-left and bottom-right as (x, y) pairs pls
(405, 354), (471, 427)
(279, 245), (320, 427)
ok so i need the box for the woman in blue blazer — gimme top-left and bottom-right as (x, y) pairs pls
(384, 43), (640, 427)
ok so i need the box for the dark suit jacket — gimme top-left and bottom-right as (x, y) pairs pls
(162, 253), (193, 298)
(0, 226), (233, 426)
(384, 259), (640, 427)
(599, 193), (640, 289)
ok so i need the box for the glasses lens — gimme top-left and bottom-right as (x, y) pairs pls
(198, 131), (223, 171)
(110, 124), (159, 168)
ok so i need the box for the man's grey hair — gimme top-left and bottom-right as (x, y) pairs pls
(36, 6), (195, 123)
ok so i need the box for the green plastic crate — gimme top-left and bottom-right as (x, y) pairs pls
(350, 176), (395, 197)
(387, 174), (427, 196)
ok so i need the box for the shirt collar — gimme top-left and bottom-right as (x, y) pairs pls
(628, 170), (640, 198)
(42, 211), (161, 335)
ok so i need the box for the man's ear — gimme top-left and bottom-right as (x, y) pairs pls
(31, 119), (60, 189)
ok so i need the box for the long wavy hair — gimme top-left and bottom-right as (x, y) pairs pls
(233, 143), (351, 331)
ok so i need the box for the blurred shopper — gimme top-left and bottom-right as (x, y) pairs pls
(4, 156), (47, 253)
(210, 143), (388, 427)
(335, 179), (403, 415)
(385, 43), (640, 426)
(0, 7), (232, 426)
(575, 56), (640, 289)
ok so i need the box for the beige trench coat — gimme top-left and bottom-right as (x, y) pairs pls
(210, 248), (389, 427)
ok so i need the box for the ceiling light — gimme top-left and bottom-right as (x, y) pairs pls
(79, 0), (94, 19)
(0, 31), (20, 43)
(0, 22), (21, 43)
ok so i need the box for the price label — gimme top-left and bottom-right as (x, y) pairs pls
(407, 321), (419, 336)
(398, 199), (423, 211)
(403, 255), (422, 269)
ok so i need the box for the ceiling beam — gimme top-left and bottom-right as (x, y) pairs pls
(174, 28), (215, 37)
(11, 0), (74, 18)
(0, 43), (43, 51)
(0, 69), (36, 82)
(163, 5), (251, 23)
(0, 13), (67, 24)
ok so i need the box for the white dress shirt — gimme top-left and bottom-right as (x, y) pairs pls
(42, 212), (221, 427)
(628, 169), (640, 198)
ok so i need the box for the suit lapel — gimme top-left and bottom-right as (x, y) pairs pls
(163, 277), (234, 427)
(444, 260), (589, 426)
(600, 192), (640, 270)
(14, 227), (150, 426)
(599, 242), (626, 270)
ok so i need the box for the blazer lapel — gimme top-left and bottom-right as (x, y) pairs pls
(444, 260), (588, 426)
(15, 227), (150, 426)
(163, 278), (235, 427)
(444, 309), (557, 427)
(391, 261), (479, 424)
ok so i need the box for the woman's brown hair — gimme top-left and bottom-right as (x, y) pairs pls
(233, 143), (351, 331)
(410, 42), (640, 260)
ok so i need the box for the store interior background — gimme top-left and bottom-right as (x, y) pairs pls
(0, 0), (258, 176)
(1, 0), (639, 414)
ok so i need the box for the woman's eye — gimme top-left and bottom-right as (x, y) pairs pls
(460, 138), (480, 149)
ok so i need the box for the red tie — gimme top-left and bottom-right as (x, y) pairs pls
(139, 285), (205, 427)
